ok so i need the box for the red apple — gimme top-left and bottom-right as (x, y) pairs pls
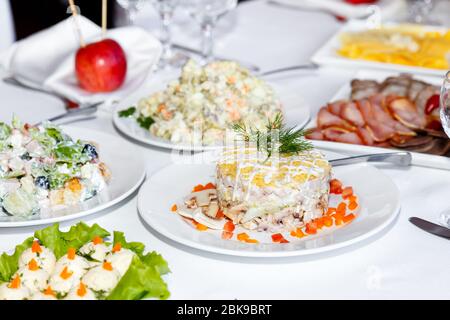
(75, 39), (127, 93)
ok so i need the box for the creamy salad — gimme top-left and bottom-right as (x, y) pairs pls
(119, 60), (283, 145)
(0, 117), (110, 218)
(0, 223), (170, 300)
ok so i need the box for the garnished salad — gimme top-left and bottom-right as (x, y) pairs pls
(0, 222), (170, 300)
(118, 60), (283, 145)
(0, 117), (110, 218)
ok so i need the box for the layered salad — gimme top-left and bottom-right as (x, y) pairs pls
(119, 60), (283, 145)
(0, 117), (110, 218)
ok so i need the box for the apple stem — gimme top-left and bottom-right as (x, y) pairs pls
(102, 0), (107, 38)
(68, 0), (85, 47)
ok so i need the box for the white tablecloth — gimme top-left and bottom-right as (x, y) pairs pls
(1, 0), (450, 299)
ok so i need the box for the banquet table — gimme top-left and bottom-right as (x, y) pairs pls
(1, 0), (450, 300)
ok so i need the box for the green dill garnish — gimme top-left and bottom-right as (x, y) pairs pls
(137, 115), (155, 130)
(118, 106), (137, 118)
(232, 113), (313, 157)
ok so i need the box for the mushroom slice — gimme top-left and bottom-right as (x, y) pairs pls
(202, 201), (219, 219)
(192, 209), (226, 230)
(188, 189), (217, 207)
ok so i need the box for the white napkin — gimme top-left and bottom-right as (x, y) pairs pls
(0, 16), (162, 105)
(269, 0), (407, 20)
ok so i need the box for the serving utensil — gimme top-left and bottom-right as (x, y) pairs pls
(34, 102), (101, 126)
(409, 217), (450, 239)
(329, 152), (412, 167)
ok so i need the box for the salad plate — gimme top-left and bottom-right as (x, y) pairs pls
(137, 149), (400, 258)
(0, 125), (146, 228)
(113, 61), (311, 151)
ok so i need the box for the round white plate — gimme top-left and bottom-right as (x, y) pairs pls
(113, 78), (311, 151)
(137, 151), (400, 258)
(0, 126), (146, 228)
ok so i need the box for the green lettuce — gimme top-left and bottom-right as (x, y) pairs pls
(34, 222), (110, 258)
(0, 237), (34, 282)
(0, 122), (11, 140)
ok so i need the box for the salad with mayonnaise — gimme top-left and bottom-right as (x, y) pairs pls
(118, 60), (283, 145)
(0, 222), (170, 300)
(0, 117), (110, 218)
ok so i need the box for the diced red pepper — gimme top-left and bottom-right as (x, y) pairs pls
(330, 179), (343, 194)
(342, 186), (353, 199)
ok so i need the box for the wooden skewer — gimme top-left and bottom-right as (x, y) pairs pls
(102, 0), (107, 37)
(68, 0), (85, 47)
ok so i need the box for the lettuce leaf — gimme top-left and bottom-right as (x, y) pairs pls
(34, 223), (110, 258)
(141, 251), (170, 275)
(106, 255), (170, 300)
(0, 237), (34, 282)
(113, 231), (145, 257)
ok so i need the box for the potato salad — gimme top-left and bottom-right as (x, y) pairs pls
(119, 60), (283, 145)
(0, 117), (110, 218)
(0, 222), (170, 300)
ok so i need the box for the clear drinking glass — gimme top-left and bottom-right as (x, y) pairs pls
(150, 0), (187, 68)
(407, 0), (436, 24)
(439, 71), (450, 226)
(116, 0), (145, 25)
(183, 0), (238, 63)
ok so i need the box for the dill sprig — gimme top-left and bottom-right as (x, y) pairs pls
(232, 113), (313, 157)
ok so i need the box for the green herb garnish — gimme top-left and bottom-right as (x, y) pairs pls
(137, 115), (155, 130)
(232, 113), (313, 157)
(118, 106), (137, 118)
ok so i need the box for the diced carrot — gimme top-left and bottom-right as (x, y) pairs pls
(305, 222), (317, 235)
(323, 216), (333, 227)
(295, 228), (305, 238)
(342, 186), (354, 199)
(67, 178), (82, 192)
(28, 259), (39, 271)
(171, 204), (178, 212)
(348, 195), (357, 203)
(336, 202), (347, 216)
(60, 266), (73, 280)
(203, 182), (216, 190)
(237, 233), (250, 241)
(223, 220), (235, 232)
(195, 223), (208, 231)
(330, 179), (343, 194)
(280, 239), (290, 243)
(348, 201), (358, 211)
(245, 239), (259, 244)
(271, 233), (284, 242)
(343, 213), (356, 223)
(112, 242), (122, 253)
(334, 217), (343, 226)
(290, 230), (297, 237)
(8, 275), (21, 289)
(92, 236), (103, 245)
(192, 184), (204, 192)
(221, 231), (233, 240)
(77, 282), (87, 297)
(31, 240), (42, 253)
(67, 247), (76, 260)
(315, 218), (324, 229)
(44, 286), (55, 297)
(326, 207), (336, 215)
(102, 261), (113, 271)
(215, 209), (225, 219)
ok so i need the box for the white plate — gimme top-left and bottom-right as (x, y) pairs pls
(113, 75), (311, 151)
(0, 126), (146, 228)
(307, 69), (450, 170)
(312, 20), (449, 77)
(137, 151), (400, 258)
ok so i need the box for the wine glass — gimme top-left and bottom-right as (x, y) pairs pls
(116, 0), (145, 25)
(439, 71), (450, 226)
(407, 0), (437, 25)
(150, 0), (188, 68)
(182, 0), (238, 64)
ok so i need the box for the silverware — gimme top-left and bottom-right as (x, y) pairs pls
(34, 102), (101, 126)
(329, 152), (412, 167)
(409, 217), (450, 239)
(259, 63), (318, 76)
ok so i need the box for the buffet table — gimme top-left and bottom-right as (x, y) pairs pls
(1, 0), (449, 299)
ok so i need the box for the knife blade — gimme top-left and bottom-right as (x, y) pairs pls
(409, 217), (450, 239)
(329, 152), (412, 167)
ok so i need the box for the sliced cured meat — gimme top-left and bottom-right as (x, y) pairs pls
(415, 85), (439, 116)
(356, 127), (374, 146)
(390, 135), (432, 148)
(407, 79), (428, 101)
(380, 75), (411, 97)
(305, 128), (324, 140)
(321, 128), (363, 145)
(340, 102), (365, 127)
(317, 107), (355, 130)
(356, 99), (395, 142)
(388, 97), (426, 129)
(351, 79), (380, 100)
(327, 100), (346, 115)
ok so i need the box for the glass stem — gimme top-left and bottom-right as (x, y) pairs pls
(201, 21), (215, 64)
(128, 7), (138, 25)
(160, 11), (173, 61)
